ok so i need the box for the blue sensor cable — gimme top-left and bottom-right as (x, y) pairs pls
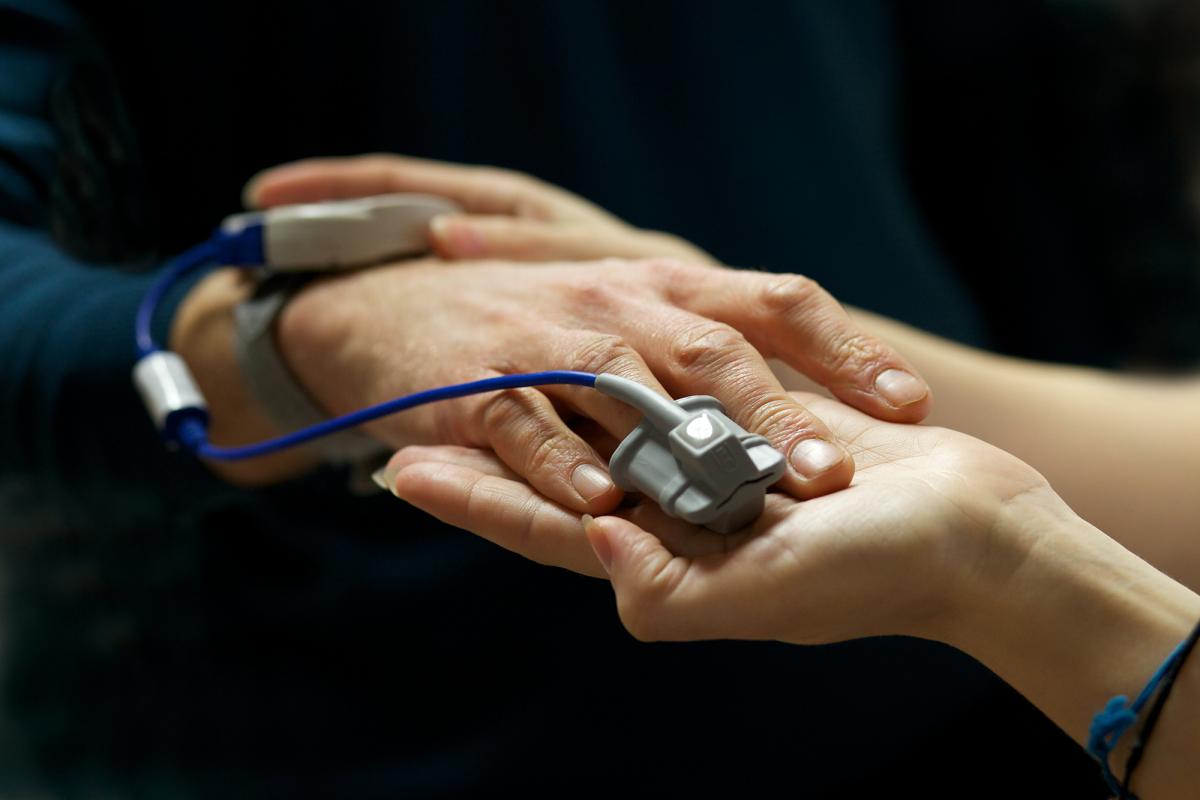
(135, 233), (600, 461)
(135, 240), (222, 357)
(176, 371), (598, 461)
(134, 197), (785, 534)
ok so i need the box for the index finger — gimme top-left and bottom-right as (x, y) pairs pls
(243, 154), (604, 222)
(668, 266), (933, 423)
(609, 302), (855, 499)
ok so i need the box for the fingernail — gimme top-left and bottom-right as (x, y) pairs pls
(789, 438), (845, 479)
(580, 513), (595, 531)
(430, 215), (485, 256)
(874, 369), (927, 408)
(572, 464), (614, 503)
(429, 214), (451, 240)
(370, 465), (400, 497)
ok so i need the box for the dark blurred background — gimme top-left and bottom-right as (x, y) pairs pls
(1, 1), (1198, 797)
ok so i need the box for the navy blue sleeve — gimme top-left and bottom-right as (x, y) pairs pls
(0, 0), (202, 486)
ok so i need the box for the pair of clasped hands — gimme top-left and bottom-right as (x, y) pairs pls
(177, 155), (1200, 793)
(173, 153), (1147, 664)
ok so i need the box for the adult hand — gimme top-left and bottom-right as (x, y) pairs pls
(245, 153), (715, 264)
(381, 396), (1200, 800)
(248, 153), (930, 473)
(276, 256), (930, 515)
(378, 392), (1047, 635)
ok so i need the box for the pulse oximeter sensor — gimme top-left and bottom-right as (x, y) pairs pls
(132, 195), (785, 533)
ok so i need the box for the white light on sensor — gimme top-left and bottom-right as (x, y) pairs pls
(686, 414), (714, 442)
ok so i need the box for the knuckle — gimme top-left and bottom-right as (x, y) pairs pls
(743, 395), (820, 443)
(566, 275), (626, 313)
(759, 273), (827, 318)
(479, 388), (537, 433)
(570, 332), (640, 375)
(824, 331), (886, 376)
(665, 320), (750, 374)
(632, 256), (698, 289)
(523, 430), (571, 476)
(479, 390), (576, 476)
(653, 259), (714, 306)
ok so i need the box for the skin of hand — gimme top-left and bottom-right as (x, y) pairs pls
(378, 394), (1200, 799)
(169, 268), (319, 485)
(270, 254), (930, 513)
(244, 154), (1200, 794)
(174, 154), (932, 496)
(380, 392), (1050, 627)
(243, 155), (1200, 585)
(771, 309), (1200, 592)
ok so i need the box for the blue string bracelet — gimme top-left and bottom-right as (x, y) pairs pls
(1118, 617), (1200, 799)
(1087, 634), (1193, 797)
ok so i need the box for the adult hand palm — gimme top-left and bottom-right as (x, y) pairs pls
(385, 393), (1051, 646)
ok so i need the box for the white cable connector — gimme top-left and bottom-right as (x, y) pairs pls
(132, 351), (209, 444)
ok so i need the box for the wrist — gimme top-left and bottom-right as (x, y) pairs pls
(171, 268), (318, 485)
(947, 491), (1200, 779)
(274, 271), (369, 419)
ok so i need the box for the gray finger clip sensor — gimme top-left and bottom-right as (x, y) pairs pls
(595, 374), (787, 534)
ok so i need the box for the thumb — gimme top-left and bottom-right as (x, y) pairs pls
(585, 515), (692, 642)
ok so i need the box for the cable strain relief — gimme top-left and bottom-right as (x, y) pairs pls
(168, 411), (212, 453)
(593, 373), (688, 430)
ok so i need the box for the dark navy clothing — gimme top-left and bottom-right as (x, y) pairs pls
(7, 1), (1193, 796)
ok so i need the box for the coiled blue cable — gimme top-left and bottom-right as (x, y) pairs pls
(135, 240), (221, 357)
